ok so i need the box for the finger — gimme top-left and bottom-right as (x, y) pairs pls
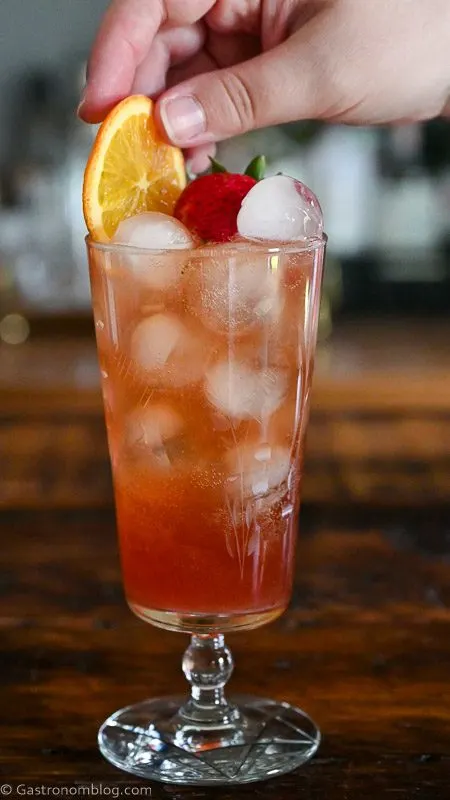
(78, 0), (164, 122)
(152, 50), (217, 144)
(205, 0), (261, 36)
(185, 143), (217, 176)
(130, 37), (170, 98)
(164, 49), (218, 174)
(156, 32), (320, 146)
(132, 23), (206, 97)
(164, 31), (260, 92)
(166, 50), (218, 90)
(79, 0), (214, 123)
(205, 30), (261, 68)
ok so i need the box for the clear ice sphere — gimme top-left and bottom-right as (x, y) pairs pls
(113, 212), (194, 290)
(225, 442), (291, 498)
(130, 312), (206, 387)
(126, 404), (186, 468)
(127, 404), (183, 449)
(204, 360), (286, 420)
(237, 175), (323, 241)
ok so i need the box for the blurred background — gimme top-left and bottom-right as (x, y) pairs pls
(1, 0), (450, 511)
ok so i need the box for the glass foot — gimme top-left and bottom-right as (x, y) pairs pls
(98, 695), (320, 785)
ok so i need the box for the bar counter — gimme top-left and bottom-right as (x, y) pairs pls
(1, 506), (450, 797)
(1, 317), (450, 795)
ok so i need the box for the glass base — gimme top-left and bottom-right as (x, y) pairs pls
(130, 603), (284, 633)
(98, 694), (320, 785)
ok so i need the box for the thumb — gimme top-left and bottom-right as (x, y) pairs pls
(156, 36), (319, 146)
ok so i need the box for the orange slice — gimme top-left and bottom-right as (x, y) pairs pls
(83, 95), (186, 241)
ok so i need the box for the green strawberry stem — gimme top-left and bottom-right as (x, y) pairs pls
(209, 157), (228, 173)
(244, 155), (266, 181)
(208, 154), (266, 179)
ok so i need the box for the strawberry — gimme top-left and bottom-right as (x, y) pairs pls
(174, 156), (266, 243)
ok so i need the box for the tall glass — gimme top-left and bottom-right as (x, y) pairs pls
(87, 235), (325, 785)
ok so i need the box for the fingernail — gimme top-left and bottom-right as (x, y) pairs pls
(185, 159), (196, 180)
(159, 95), (206, 145)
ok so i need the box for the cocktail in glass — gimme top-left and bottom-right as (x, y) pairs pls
(87, 234), (325, 784)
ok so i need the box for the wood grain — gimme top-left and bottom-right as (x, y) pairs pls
(1, 318), (450, 507)
(3, 318), (450, 412)
(1, 507), (450, 797)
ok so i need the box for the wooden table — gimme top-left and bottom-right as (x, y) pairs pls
(1, 505), (450, 797)
(2, 318), (450, 509)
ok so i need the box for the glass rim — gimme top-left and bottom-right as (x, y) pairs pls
(85, 233), (327, 258)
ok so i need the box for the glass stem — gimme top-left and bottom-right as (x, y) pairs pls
(179, 634), (241, 728)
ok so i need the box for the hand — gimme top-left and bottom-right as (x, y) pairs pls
(79, 0), (450, 173)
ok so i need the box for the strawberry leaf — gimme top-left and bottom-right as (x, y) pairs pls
(209, 157), (228, 174)
(245, 155), (266, 181)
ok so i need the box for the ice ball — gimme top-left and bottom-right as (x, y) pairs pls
(237, 175), (323, 241)
(204, 360), (286, 420)
(113, 211), (194, 291)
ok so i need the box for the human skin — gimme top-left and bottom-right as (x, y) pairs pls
(79, 0), (450, 173)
